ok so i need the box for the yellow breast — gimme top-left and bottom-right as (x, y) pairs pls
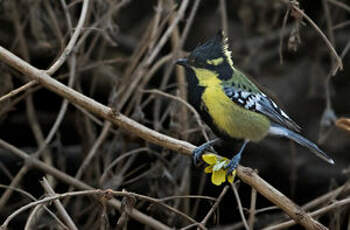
(202, 87), (270, 141)
(192, 67), (270, 142)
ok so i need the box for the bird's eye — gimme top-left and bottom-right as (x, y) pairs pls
(189, 56), (204, 67)
(194, 57), (204, 66)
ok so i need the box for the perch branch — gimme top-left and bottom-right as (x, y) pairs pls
(0, 45), (327, 230)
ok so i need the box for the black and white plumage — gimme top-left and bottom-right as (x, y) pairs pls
(222, 81), (334, 164)
(176, 30), (334, 177)
(223, 84), (301, 133)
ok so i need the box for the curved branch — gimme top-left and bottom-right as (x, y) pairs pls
(0, 45), (327, 230)
(280, 0), (343, 75)
(46, 0), (90, 75)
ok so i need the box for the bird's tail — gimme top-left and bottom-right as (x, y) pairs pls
(268, 124), (335, 164)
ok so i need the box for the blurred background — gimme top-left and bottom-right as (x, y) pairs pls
(0, 0), (349, 229)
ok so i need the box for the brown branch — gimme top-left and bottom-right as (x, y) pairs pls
(279, 8), (290, 64)
(201, 185), (229, 226)
(239, 167), (328, 230)
(0, 139), (170, 230)
(327, 0), (350, 13)
(41, 177), (79, 230)
(145, 0), (190, 66)
(46, 0), (90, 75)
(265, 180), (350, 229)
(2, 0), (90, 104)
(219, 0), (229, 35)
(264, 197), (350, 230)
(0, 45), (328, 230)
(248, 187), (257, 229)
(281, 0), (343, 75)
(23, 204), (44, 230)
(142, 89), (210, 141)
(0, 184), (68, 229)
(231, 183), (249, 230)
(1, 179), (200, 230)
(0, 81), (36, 103)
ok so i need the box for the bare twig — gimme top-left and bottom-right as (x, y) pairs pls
(248, 187), (257, 229)
(231, 183), (249, 230)
(0, 81), (36, 103)
(1, 187), (201, 230)
(282, 0), (343, 75)
(142, 89), (209, 141)
(279, 8), (290, 64)
(219, 0), (229, 35)
(46, 0), (90, 75)
(0, 45), (329, 230)
(327, 0), (350, 13)
(41, 177), (79, 230)
(0, 184), (68, 229)
(0, 139), (171, 230)
(146, 0), (190, 66)
(24, 204), (44, 230)
(201, 185), (229, 226)
(264, 197), (350, 230)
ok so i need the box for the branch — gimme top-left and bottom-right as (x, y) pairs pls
(40, 177), (78, 230)
(46, 0), (90, 75)
(264, 197), (350, 229)
(0, 45), (327, 230)
(0, 139), (170, 230)
(281, 0), (343, 75)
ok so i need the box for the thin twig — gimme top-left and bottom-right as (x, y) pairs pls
(248, 187), (257, 229)
(264, 197), (350, 230)
(282, 0), (343, 75)
(327, 0), (350, 13)
(0, 139), (170, 230)
(219, 0), (229, 35)
(0, 184), (68, 229)
(1, 188), (201, 230)
(231, 183), (249, 230)
(0, 45), (329, 230)
(201, 185), (229, 226)
(279, 8), (290, 64)
(23, 204), (44, 230)
(99, 147), (149, 185)
(146, 0), (190, 66)
(46, 0), (90, 75)
(0, 81), (36, 103)
(142, 89), (210, 141)
(41, 177), (78, 230)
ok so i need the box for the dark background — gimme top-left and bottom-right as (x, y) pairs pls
(0, 0), (349, 229)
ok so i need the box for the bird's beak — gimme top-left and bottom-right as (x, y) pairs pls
(175, 58), (189, 67)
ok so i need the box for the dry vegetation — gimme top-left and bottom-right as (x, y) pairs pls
(0, 0), (350, 229)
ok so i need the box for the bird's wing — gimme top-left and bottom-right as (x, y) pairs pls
(222, 83), (301, 132)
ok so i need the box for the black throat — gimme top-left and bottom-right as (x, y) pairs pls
(184, 68), (204, 111)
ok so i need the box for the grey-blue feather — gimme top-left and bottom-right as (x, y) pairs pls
(268, 123), (334, 164)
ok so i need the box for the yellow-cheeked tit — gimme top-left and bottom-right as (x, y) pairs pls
(176, 31), (334, 175)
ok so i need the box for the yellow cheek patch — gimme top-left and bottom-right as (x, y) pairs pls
(192, 67), (221, 87)
(206, 57), (224, 66)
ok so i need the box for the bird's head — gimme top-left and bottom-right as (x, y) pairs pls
(176, 30), (234, 76)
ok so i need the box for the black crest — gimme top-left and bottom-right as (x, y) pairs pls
(189, 30), (233, 65)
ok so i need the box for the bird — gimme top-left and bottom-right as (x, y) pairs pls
(176, 30), (334, 175)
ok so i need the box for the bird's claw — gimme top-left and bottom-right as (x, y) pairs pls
(225, 154), (241, 175)
(192, 147), (205, 165)
(192, 139), (219, 165)
(224, 159), (238, 175)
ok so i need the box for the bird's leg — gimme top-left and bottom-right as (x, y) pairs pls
(193, 138), (220, 165)
(225, 140), (249, 175)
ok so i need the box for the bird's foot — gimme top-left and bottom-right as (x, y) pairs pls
(192, 145), (207, 165)
(224, 154), (240, 175)
(225, 140), (248, 175)
(192, 138), (220, 165)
